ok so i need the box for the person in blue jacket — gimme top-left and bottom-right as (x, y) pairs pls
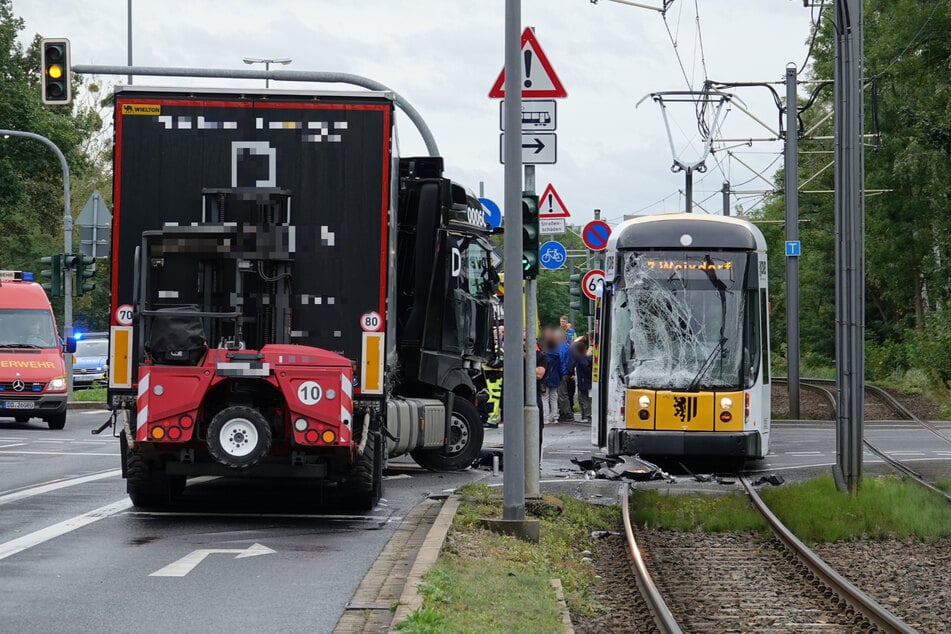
(556, 329), (575, 422)
(541, 337), (562, 424)
(573, 337), (593, 423)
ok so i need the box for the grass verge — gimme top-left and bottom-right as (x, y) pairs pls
(395, 483), (619, 633)
(72, 385), (107, 402)
(630, 490), (766, 533)
(760, 475), (951, 543)
(938, 477), (951, 494)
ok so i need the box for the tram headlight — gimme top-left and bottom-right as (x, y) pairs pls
(720, 397), (733, 411)
(638, 395), (651, 409)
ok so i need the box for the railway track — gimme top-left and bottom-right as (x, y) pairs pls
(621, 482), (919, 633)
(784, 378), (951, 503)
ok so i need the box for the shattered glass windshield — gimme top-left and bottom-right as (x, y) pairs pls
(609, 251), (748, 391)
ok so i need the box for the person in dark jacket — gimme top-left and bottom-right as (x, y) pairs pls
(556, 330), (575, 421)
(542, 338), (562, 424)
(573, 338), (593, 423)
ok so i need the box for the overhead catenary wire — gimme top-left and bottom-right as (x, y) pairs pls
(798, 1), (826, 76)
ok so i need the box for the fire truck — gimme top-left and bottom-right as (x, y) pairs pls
(105, 88), (498, 508)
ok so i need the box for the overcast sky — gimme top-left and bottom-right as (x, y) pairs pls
(17, 0), (814, 227)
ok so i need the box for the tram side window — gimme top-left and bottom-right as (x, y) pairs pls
(743, 290), (762, 388)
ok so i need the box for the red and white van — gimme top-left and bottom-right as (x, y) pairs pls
(0, 270), (73, 429)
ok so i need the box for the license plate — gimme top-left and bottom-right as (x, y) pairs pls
(3, 401), (35, 410)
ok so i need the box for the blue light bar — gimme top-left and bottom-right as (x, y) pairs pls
(22, 272), (34, 281)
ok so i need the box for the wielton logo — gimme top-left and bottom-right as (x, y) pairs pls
(122, 103), (161, 116)
(673, 396), (698, 423)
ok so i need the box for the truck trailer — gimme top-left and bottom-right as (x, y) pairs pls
(105, 87), (498, 508)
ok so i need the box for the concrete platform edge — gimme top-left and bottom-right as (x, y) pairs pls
(388, 494), (461, 631)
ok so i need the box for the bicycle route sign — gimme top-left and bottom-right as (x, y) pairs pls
(582, 269), (605, 300)
(539, 240), (567, 271)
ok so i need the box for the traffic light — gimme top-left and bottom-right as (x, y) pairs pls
(75, 254), (95, 296)
(521, 191), (540, 279)
(40, 254), (63, 297)
(569, 273), (589, 316)
(40, 38), (71, 105)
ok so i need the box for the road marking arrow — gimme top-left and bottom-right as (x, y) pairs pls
(150, 542), (276, 577)
(522, 137), (546, 154)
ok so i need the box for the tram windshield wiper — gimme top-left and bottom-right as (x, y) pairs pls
(687, 337), (727, 392)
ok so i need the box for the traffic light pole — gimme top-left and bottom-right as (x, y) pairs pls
(0, 130), (73, 399)
(524, 165), (540, 498)
(501, 0), (526, 522)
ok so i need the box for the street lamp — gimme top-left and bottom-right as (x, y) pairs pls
(242, 57), (292, 88)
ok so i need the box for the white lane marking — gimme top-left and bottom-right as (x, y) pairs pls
(0, 443), (26, 449)
(150, 543), (276, 577)
(785, 451), (823, 455)
(0, 450), (118, 457)
(890, 451), (926, 456)
(0, 437), (29, 441)
(0, 498), (131, 561)
(0, 469), (121, 507)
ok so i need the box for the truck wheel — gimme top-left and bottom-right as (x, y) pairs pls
(345, 431), (383, 511)
(46, 413), (67, 430)
(126, 452), (172, 508)
(206, 406), (272, 469)
(411, 397), (484, 471)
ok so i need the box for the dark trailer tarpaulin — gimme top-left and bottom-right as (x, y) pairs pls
(111, 88), (392, 372)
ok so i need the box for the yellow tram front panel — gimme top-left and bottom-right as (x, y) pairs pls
(624, 390), (747, 432)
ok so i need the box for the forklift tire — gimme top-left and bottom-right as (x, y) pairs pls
(45, 413), (67, 430)
(346, 431), (383, 511)
(206, 406), (272, 469)
(411, 397), (484, 472)
(126, 452), (172, 508)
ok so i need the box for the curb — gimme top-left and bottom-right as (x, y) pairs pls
(550, 578), (575, 633)
(388, 494), (461, 631)
(67, 402), (108, 410)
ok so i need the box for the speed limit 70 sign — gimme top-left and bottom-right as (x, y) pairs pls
(582, 269), (605, 300)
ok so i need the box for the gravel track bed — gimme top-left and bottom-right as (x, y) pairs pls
(771, 382), (945, 422)
(637, 528), (870, 633)
(572, 534), (656, 634)
(813, 538), (951, 634)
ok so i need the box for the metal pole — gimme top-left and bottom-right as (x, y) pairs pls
(502, 0), (525, 521)
(684, 168), (693, 213)
(265, 61), (270, 89)
(524, 165), (539, 498)
(72, 65), (442, 158)
(722, 181), (730, 216)
(0, 130), (73, 399)
(785, 63), (801, 420)
(127, 0), (133, 85)
(833, 0), (864, 493)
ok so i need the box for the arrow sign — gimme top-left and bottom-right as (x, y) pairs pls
(150, 543), (276, 577)
(489, 28), (567, 98)
(538, 183), (570, 218)
(499, 133), (557, 165)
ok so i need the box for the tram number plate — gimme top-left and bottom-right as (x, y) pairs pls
(3, 401), (34, 409)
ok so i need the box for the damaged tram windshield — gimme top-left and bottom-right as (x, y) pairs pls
(609, 250), (761, 391)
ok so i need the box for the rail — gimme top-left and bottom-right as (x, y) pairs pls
(739, 475), (918, 634)
(620, 483), (683, 634)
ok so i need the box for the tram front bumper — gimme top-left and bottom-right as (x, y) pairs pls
(608, 429), (762, 458)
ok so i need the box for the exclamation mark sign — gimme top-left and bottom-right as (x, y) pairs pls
(523, 50), (533, 88)
(547, 193), (554, 214)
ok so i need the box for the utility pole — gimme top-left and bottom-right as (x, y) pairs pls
(502, 0), (526, 521)
(524, 164), (540, 498)
(833, 0), (865, 493)
(721, 181), (730, 216)
(0, 130), (73, 399)
(785, 63), (801, 420)
(127, 0), (133, 84)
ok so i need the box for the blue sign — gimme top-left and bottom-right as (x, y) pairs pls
(785, 240), (802, 257)
(539, 240), (567, 271)
(478, 197), (502, 230)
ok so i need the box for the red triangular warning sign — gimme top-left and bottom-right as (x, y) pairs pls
(538, 183), (571, 218)
(488, 28), (567, 99)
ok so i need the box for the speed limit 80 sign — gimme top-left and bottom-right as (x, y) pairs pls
(582, 269), (605, 300)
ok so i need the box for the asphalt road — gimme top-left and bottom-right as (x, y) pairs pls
(1, 411), (948, 633)
(0, 410), (483, 634)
